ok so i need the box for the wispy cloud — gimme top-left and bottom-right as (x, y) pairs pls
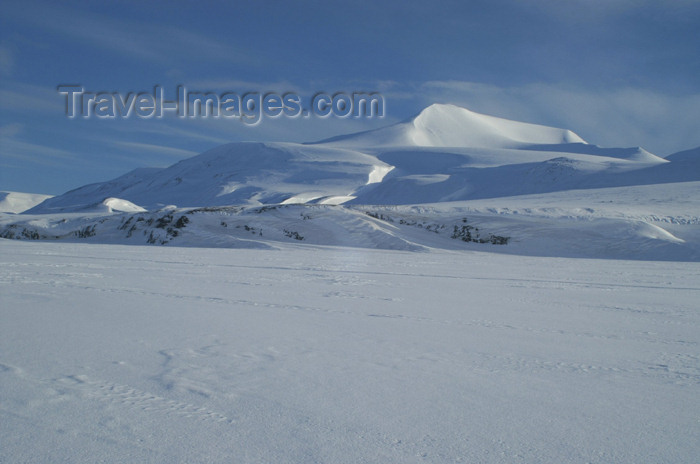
(0, 136), (77, 166)
(108, 122), (232, 146)
(0, 123), (23, 137)
(114, 141), (198, 159)
(5, 2), (253, 67)
(0, 83), (64, 113)
(0, 41), (15, 76)
(184, 79), (301, 92)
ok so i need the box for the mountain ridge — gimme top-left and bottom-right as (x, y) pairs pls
(23, 104), (694, 214)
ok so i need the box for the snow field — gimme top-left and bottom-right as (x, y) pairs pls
(1, 240), (699, 463)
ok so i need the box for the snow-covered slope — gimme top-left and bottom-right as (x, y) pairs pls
(665, 145), (700, 162)
(27, 143), (391, 212)
(4, 181), (700, 261)
(0, 191), (53, 213)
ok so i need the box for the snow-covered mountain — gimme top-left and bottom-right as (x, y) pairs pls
(0, 191), (53, 213)
(5, 104), (700, 260)
(24, 143), (388, 212)
(26, 103), (683, 213)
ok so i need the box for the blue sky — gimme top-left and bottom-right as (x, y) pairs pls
(1, 0), (699, 194)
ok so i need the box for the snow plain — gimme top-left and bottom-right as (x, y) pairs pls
(1, 240), (699, 463)
(2, 103), (700, 462)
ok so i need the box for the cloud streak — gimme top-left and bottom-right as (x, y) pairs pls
(114, 141), (198, 159)
(0, 41), (15, 76)
(4, 2), (253, 67)
(0, 83), (64, 114)
(0, 137), (77, 166)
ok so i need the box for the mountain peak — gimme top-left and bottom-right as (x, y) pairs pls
(408, 103), (586, 147)
(318, 103), (586, 149)
(412, 102), (464, 117)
